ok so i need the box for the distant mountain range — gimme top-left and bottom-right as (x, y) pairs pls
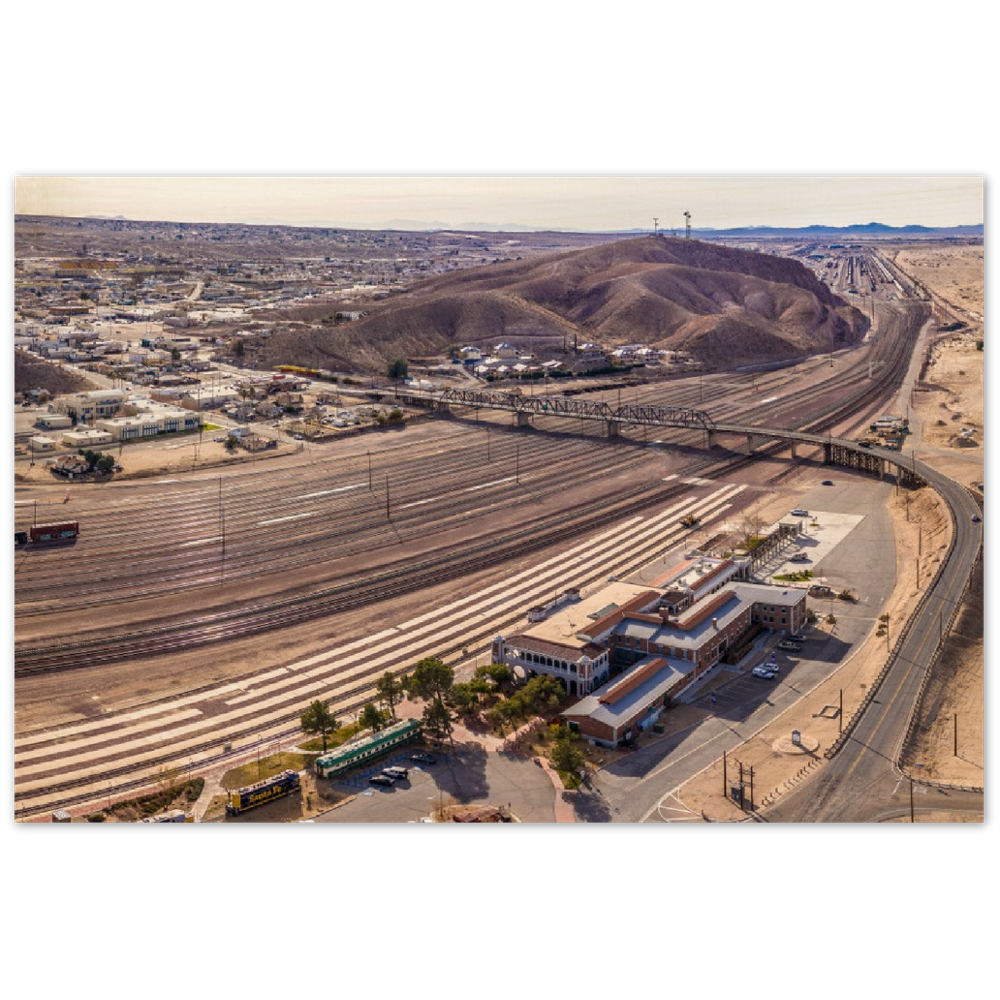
(373, 220), (984, 237)
(58, 214), (983, 237)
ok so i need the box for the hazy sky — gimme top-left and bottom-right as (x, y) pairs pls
(14, 176), (983, 231)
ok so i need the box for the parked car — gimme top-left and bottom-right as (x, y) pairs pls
(789, 552), (810, 562)
(790, 508), (809, 517)
(752, 666), (777, 679)
(383, 766), (409, 781)
(777, 640), (801, 651)
(368, 774), (395, 787)
(972, 514), (981, 522)
(410, 753), (436, 765)
(787, 633), (807, 642)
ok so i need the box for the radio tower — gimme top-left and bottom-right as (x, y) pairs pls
(684, 211), (691, 239)
(653, 217), (658, 236)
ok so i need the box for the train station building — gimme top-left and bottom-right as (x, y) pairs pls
(493, 557), (807, 747)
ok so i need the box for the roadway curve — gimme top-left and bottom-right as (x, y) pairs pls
(762, 450), (983, 822)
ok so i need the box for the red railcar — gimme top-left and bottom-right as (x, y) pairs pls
(29, 522), (80, 543)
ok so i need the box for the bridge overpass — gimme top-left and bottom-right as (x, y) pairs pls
(393, 386), (925, 488)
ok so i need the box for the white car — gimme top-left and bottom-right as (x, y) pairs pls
(752, 666), (777, 679)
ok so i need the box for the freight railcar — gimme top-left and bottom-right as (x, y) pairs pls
(29, 522), (79, 543)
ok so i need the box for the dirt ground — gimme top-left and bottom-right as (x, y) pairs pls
(14, 428), (301, 485)
(910, 329), (984, 488)
(674, 483), (962, 821)
(895, 244), (984, 788)
(889, 243), (984, 322)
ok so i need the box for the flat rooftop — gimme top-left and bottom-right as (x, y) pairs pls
(525, 580), (655, 650)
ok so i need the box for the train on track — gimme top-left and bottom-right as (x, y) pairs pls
(15, 522), (80, 546)
(225, 768), (301, 816)
(315, 719), (422, 779)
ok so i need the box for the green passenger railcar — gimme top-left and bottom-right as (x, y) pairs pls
(314, 719), (421, 779)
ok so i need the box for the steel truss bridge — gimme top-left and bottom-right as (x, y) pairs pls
(394, 387), (924, 486)
(424, 386), (717, 431)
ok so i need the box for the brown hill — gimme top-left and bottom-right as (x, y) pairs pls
(255, 236), (868, 371)
(15, 351), (99, 396)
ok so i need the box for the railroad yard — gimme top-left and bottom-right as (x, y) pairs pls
(12, 231), (983, 824)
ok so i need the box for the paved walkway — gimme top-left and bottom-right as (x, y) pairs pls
(192, 771), (226, 821)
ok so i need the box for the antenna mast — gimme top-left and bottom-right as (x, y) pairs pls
(684, 211), (691, 239)
(653, 217), (658, 236)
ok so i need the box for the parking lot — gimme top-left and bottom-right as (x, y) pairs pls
(314, 742), (560, 823)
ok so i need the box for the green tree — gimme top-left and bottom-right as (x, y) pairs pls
(521, 674), (565, 714)
(406, 657), (454, 708)
(359, 702), (387, 732)
(387, 358), (408, 381)
(224, 435), (238, 453)
(448, 682), (480, 716)
(550, 730), (585, 776)
(421, 698), (454, 745)
(475, 663), (513, 693)
(300, 699), (340, 752)
(95, 454), (115, 474)
(375, 671), (404, 720)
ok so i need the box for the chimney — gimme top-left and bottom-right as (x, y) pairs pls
(712, 618), (719, 630)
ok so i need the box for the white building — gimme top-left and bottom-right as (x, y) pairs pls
(54, 389), (129, 422)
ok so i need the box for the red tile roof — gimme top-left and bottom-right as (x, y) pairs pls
(577, 590), (661, 640)
(671, 589), (737, 631)
(599, 657), (670, 705)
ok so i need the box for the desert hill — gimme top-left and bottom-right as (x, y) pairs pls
(255, 236), (868, 371)
(15, 350), (99, 397)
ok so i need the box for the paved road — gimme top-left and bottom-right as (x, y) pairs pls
(764, 455), (982, 822)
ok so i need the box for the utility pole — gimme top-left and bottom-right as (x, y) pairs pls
(909, 777), (915, 823)
(749, 766), (754, 812)
(839, 689), (843, 733)
(738, 761), (745, 810)
(954, 714), (958, 756)
(722, 751), (727, 797)
(385, 473), (390, 519)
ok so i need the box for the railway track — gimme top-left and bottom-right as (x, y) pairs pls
(15, 288), (946, 816)
(15, 430), (651, 609)
(15, 481), (751, 813)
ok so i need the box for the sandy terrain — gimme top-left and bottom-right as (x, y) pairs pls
(673, 483), (964, 821)
(909, 330), (984, 489)
(15, 430), (301, 485)
(889, 243), (983, 322)
(892, 243), (983, 792)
